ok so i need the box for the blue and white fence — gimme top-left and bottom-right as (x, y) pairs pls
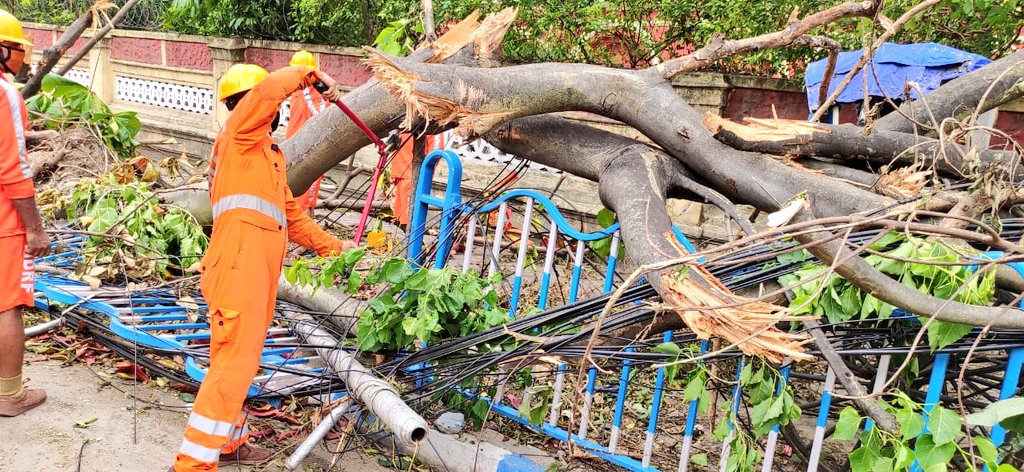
(406, 149), (1024, 471)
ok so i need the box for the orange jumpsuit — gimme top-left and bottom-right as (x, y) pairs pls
(175, 66), (343, 472)
(390, 133), (444, 225)
(0, 75), (36, 314)
(284, 85), (328, 210)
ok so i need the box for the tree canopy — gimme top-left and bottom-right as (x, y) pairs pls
(14, 0), (1024, 76)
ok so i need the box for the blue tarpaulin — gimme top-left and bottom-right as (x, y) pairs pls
(805, 42), (990, 112)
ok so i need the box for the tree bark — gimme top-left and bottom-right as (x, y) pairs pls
(283, 9), (515, 196)
(367, 53), (891, 219)
(21, 11), (92, 98)
(704, 115), (1023, 181)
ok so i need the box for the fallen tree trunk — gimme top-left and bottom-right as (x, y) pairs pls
(704, 115), (1023, 181)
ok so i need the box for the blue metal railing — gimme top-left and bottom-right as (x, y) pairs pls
(407, 149), (1024, 472)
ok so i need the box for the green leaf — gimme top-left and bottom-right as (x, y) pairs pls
(596, 208), (616, 228)
(713, 417), (731, 441)
(849, 446), (878, 472)
(997, 465), (1021, 472)
(927, 407), (961, 446)
(872, 456), (894, 472)
(691, 453), (708, 467)
(834, 406), (863, 441)
(897, 410), (925, 440)
(967, 397), (1024, 427)
(973, 436), (998, 469)
(915, 434), (956, 471)
(924, 319), (974, 351)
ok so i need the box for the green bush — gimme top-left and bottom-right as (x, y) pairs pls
(14, 0), (1023, 77)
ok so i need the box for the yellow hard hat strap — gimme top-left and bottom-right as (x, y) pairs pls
(0, 43), (19, 75)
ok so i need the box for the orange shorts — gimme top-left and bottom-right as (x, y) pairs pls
(0, 234), (34, 313)
(297, 176), (324, 210)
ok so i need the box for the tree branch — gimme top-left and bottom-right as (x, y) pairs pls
(55, 0), (140, 77)
(704, 115), (1023, 181)
(651, 1), (878, 80)
(21, 11), (92, 99)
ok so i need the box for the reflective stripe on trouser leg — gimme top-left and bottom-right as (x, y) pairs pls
(174, 224), (285, 471)
(223, 416), (250, 454)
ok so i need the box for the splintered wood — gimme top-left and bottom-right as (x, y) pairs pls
(702, 112), (830, 143)
(366, 8), (517, 135)
(659, 237), (812, 363)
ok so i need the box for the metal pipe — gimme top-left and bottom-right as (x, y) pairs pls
(24, 318), (63, 337)
(280, 309), (428, 448)
(285, 399), (352, 470)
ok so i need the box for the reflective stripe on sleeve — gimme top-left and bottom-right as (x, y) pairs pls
(187, 411), (235, 437)
(212, 194), (287, 228)
(178, 438), (222, 463)
(1, 80), (32, 179)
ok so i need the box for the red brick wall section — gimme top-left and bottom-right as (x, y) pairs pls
(991, 110), (1024, 148)
(244, 47), (292, 72)
(319, 53), (371, 87)
(166, 41), (212, 70)
(66, 37), (88, 56)
(22, 28), (52, 49)
(111, 37), (162, 65)
(723, 88), (809, 121)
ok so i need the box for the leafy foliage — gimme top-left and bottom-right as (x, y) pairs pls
(428, 0), (1023, 75)
(286, 253), (508, 353)
(25, 74), (141, 158)
(840, 391), (1024, 472)
(778, 232), (995, 350)
(356, 260), (507, 352)
(67, 177), (207, 282)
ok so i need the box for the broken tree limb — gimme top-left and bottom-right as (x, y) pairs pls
(703, 114), (1023, 181)
(277, 276), (365, 337)
(875, 49), (1024, 134)
(56, 0), (141, 76)
(283, 9), (516, 196)
(279, 308), (428, 448)
(651, 1), (877, 80)
(367, 50), (891, 219)
(21, 11), (92, 98)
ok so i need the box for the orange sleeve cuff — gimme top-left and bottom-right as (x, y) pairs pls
(317, 237), (344, 257)
(1, 179), (35, 199)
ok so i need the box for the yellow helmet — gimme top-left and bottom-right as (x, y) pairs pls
(289, 50), (317, 68)
(218, 63), (268, 101)
(0, 10), (32, 47)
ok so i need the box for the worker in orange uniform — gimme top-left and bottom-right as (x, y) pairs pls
(390, 132), (445, 226)
(284, 50), (328, 218)
(0, 9), (51, 418)
(172, 63), (355, 471)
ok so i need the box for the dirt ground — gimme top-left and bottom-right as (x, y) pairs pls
(0, 360), (389, 472)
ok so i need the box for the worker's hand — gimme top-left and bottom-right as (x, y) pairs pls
(25, 227), (51, 258)
(341, 240), (357, 251)
(313, 71), (342, 102)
